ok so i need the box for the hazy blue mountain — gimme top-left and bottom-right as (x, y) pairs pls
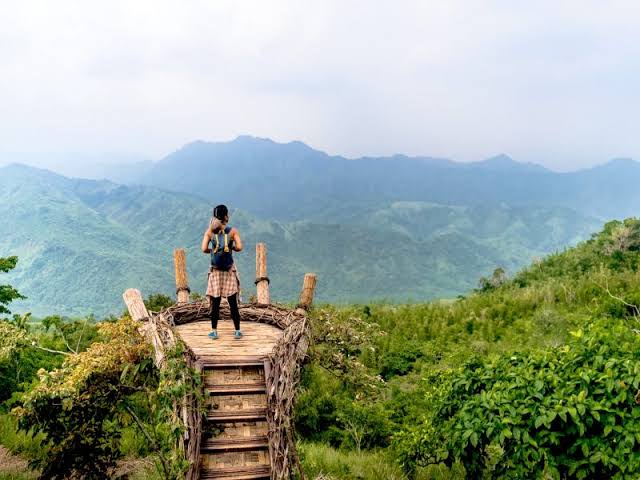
(0, 151), (153, 182)
(0, 164), (600, 317)
(127, 136), (640, 221)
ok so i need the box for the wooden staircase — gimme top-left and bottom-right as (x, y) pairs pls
(200, 359), (271, 480)
(123, 244), (316, 480)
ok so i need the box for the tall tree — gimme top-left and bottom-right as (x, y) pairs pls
(0, 256), (25, 315)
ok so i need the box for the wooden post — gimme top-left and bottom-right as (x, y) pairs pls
(255, 243), (270, 305)
(298, 273), (317, 310)
(123, 288), (149, 320)
(122, 288), (169, 368)
(174, 248), (190, 303)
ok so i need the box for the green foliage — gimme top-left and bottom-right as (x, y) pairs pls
(378, 342), (423, 380)
(0, 472), (37, 480)
(297, 219), (640, 478)
(298, 442), (464, 480)
(475, 267), (507, 293)
(144, 294), (174, 313)
(0, 414), (46, 464)
(388, 219), (640, 478)
(298, 442), (408, 480)
(0, 256), (24, 316)
(0, 323), (28, 363)
(397, 320), (640, 479)
(40, 315), (100, 354)
(0, 313), (101, 405)
(295, 308), (388, 450)
(14, 318), (152, 479)
(13, 318), (199, 480)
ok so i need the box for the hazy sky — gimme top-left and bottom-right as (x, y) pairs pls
(2, 0), (640, 171)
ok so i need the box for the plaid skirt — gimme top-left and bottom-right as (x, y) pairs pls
(206, 264), (240, 299)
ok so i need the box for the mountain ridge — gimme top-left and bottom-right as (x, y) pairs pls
(108, 136), (640, 221)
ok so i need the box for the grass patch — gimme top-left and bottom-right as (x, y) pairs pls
(298, 442), (464, 480)
(299, 442), (406, 479)
(0, 414), (46, 464)
(0, 473), (37, 480)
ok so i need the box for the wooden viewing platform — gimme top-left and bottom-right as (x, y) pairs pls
(123, 243), (316, 480)
(175, 321), (283, 360)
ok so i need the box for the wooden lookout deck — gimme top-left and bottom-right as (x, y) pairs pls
(123, 244), (316, 480)
(175, 321), (283, 361)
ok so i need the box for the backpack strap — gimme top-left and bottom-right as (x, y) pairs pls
(223, 230), (230, 253)
(212, 227), (231, 254)
(213, 232), (220, 253)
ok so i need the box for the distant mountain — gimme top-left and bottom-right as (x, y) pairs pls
(0, 151), (153, 183)
(121, 136), (640, 221)
(468, 154), (549, 173)
(0, 164), (599, 317)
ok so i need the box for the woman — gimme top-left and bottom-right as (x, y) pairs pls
(201, 204), (244, 339)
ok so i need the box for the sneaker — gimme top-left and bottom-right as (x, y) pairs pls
(208, 330), (219, 339)
(234, 330), (243, 339)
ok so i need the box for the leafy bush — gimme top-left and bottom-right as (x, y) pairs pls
(12, 317), (199, 480)
(379, 342), (423, 380)
(14, 318), (153, 479)
(396, 319), (640, 479)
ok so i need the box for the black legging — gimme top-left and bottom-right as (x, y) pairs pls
(210, 293), (241, 331)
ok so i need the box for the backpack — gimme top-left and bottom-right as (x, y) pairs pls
(211, 226), (235, 271)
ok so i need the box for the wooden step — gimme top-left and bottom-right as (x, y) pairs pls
(200, 450), (270, 474)
(203, 364), (265, 387)
(206, 383), (266, 395)
(202, 435), (268, 452)
(207, 408), (267, 422)
(208, 420), (269, 441)
(200, 464), (270, 480)
(201, 357), (265, 368)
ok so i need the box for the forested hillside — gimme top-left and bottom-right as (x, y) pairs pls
(295, 218), (640, 479)
(0, 164), (599, 316)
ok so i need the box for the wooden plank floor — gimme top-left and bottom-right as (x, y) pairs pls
(175, 320), (283, 359)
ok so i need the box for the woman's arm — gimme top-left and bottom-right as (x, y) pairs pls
(201, 229), (212, 253)
(231, 228), (243, 252)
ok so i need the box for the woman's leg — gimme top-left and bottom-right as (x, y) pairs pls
(210, 296), (222, 330)
(227, 293), (241, 331)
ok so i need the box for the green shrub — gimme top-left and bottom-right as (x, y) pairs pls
(396, 319), (640, 479)
(379, 342), (423, 380)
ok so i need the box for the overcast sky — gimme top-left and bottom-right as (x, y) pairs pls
(1, 0), (640, 171)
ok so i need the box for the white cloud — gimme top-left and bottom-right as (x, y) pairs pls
(1, 0), (640, 170)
